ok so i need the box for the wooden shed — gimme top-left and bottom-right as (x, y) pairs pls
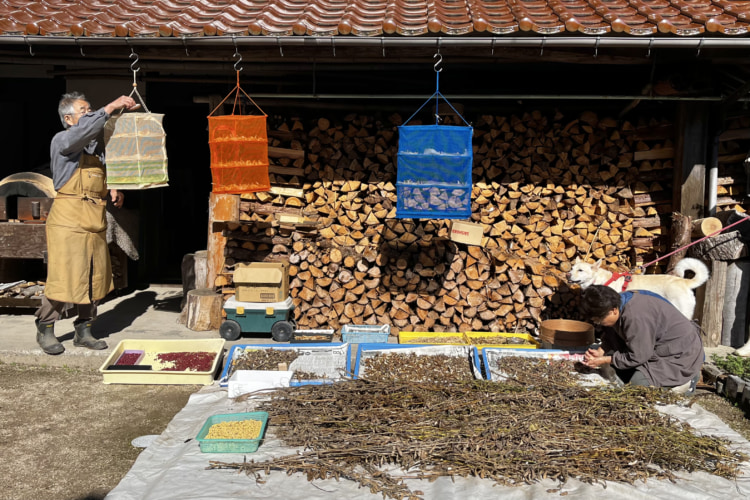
(2, 0), (750, 348)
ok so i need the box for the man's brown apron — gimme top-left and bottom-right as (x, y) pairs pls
(44, 153), (113, 304)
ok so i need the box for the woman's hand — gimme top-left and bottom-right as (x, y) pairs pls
(110, 189), (124, 208)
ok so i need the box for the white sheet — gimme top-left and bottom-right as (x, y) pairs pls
(106, 385), (750, 500)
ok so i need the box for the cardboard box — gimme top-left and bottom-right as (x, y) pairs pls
(450, 220), (484, 246)
(234, 261), (289, 303)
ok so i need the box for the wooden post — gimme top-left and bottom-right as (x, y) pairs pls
(700, 260), (727, 347)
(185, 288), (223, 331)
(666, 212), (691, 273)
(206, 193), (239, 289)
(723, 260), (750, 347)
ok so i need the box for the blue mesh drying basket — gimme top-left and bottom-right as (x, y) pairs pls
(396, 124), (473, 219)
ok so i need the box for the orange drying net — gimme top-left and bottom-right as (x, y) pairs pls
(208, 72), (270, 194)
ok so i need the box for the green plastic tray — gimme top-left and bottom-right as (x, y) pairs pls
(196, 411), (268, 453)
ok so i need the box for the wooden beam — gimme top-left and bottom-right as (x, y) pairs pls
(701, 260), (727, 348)
(633, 147), (674, 161)
(719, 128), (750, 142)
(674, 102), (709, 219)
(268, 164), (305, 176)
(206, 193), (239, 289)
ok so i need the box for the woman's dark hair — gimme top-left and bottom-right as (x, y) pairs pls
(581, 285), (621, 320)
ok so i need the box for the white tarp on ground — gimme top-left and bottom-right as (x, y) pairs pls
(106, 384), (750, 500)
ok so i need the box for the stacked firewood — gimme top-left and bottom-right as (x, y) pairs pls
(220, 110), (674, 334)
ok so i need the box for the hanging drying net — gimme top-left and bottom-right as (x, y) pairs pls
(208, 71), (270, 194)
(396, 58), (473, 219)
(397, 125), (472, 218)
(104, 76), (169, 189)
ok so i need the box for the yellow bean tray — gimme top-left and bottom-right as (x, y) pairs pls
(398, 331), (468, 345)
(465, 332), (540, 350)
(98, 339), (226, 385)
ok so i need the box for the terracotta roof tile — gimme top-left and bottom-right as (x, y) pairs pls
(1, 0), (749, 37)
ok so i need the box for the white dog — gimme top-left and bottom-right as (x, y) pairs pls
(566, 257), (709, 320)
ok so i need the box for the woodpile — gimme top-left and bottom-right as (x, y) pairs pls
(716, 115), (750, 214)
(214, 109), (675, 334)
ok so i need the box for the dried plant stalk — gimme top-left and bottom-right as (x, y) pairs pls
(210, 358), (746, 500)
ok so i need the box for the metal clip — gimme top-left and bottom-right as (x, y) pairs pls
(25, 36), (34, 57)
(491, 38), (496, 56)
(381, 37), (385, 57)
(696, 39), (704, 58)
(331, 37), (336, 57)
(540, 38), (545, 57)
(182, 36), (189, 57)
(646, 38), (654, 58)
(75, 37), (85, 57)
(594, 37), (600, 58)
(277, 36), (284, 57)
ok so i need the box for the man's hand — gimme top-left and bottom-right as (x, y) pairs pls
(110, 189), (124, 208)
(583, 347), (611, 368)
(103, 96), (141, 115)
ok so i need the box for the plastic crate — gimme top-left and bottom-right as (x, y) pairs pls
(353, 343), (481, 380)
(465, 332), (540, 350)
(196, 412), (268, 453)
(219, 343), (351, 387)
(341, 324), (390, 344)
(481, 348), (583, 381)
(398, 331), (467, 345)
(99, 339), (225, 385)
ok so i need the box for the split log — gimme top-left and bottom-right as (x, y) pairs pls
(691, 217), (722, 238)
(667, 213), (691, 273)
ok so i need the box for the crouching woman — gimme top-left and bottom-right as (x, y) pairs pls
(581, 285), (704, 395)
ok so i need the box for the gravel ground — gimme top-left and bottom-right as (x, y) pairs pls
(1, 356), (749, 500)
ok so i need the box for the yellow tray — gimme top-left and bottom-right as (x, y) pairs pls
(99, 339), (225, 385)
(398, 331), (468, 345)
(465, 332), (539, 350)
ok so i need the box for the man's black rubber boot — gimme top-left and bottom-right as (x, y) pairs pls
(73, 321), (107, 350)
(36, 320), (64, 355)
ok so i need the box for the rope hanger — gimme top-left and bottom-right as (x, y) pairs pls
(403, 43), (470, 127)
(209, 37), (266, 117)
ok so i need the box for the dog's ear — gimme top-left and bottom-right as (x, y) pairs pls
(593, 259), (603, 270)
(574, 256), (580, 264)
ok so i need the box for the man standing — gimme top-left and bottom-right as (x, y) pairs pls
(580, 285), (704, 394)
(35, 92), (139, 355)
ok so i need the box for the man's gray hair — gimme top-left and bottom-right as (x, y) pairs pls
(58, 92), (89, 129)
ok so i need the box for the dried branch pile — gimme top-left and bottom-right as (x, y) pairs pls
(209, 358), (744, 499)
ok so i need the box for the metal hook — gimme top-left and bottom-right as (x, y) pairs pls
(277, 36), (284, 57)
(433, 52), (443, 73)
(491, 38), (496, 56)
(75, 38), (85, 57)
(232, 35), (243, 72)
(24, 36), (34, 57)
(696, 38), (704, 58)
(129, 47), (140, 73)
(436, 37), (441, 55)
(181, 36), (189, 57)
(540, 38), (545, 56)
(381, 38), (385, 57)
(331, 37), (335, 57)
(593, 37), (600, 58)
(646, 38), (654, 58)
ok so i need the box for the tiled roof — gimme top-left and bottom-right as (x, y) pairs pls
(0, 0), (749, 38)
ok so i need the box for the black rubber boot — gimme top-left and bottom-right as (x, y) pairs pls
(73, 321), (107, 350)
(36, 320), (64, 355)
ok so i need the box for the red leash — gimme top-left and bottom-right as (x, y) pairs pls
(638, 215), (750, 272)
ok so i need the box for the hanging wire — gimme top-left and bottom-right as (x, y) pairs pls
(75, 37), (85, 57)
(208, 40), (266, 118)
(126, 46), (149, 113)
(403, 51), (470, 127)
(24, 36), (34, 56)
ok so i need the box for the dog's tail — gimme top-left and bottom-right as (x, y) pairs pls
(672, 258), (710, 289)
